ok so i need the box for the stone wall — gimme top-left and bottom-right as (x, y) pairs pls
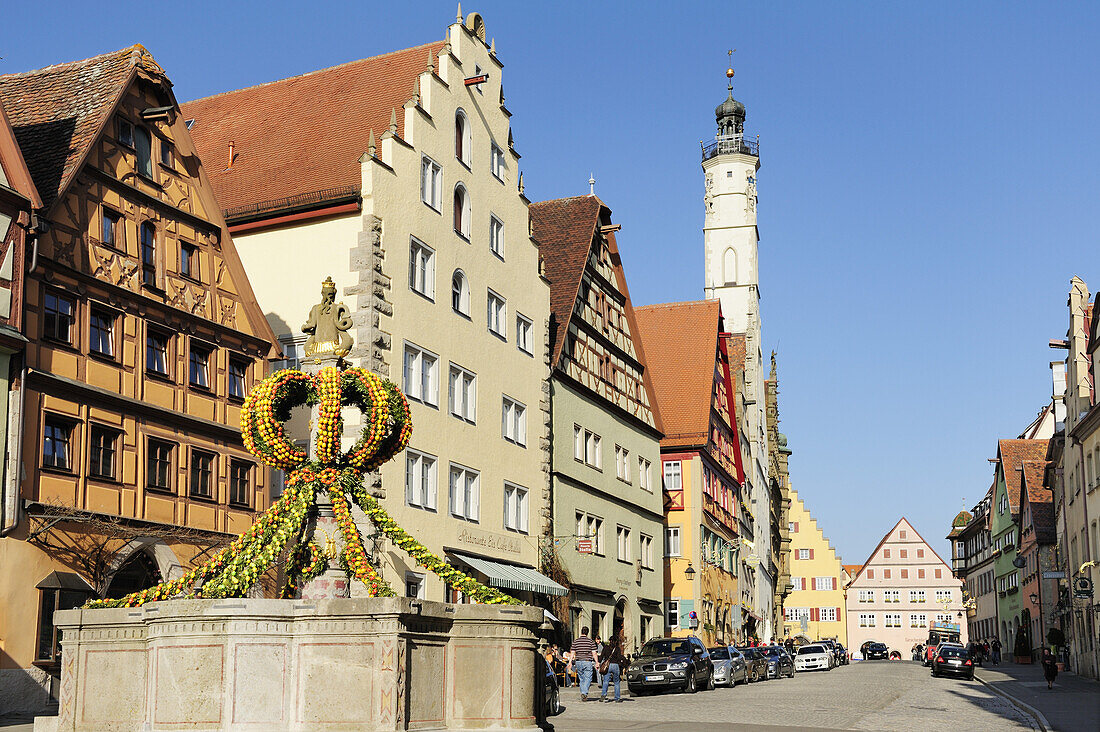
(37, 597), (543, 732)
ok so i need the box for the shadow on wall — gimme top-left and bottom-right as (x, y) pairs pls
(0, 648), (55, 717)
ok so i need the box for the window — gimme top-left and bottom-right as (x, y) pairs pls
(276, 335), (306, 371)
(884, 549), (890, 558)
(900, 549), (907, 559)
(489, 215), (504, 258)
(474, 65), (484, 93)
(814, 576), (834, 591)
(180, 243), (199, 281)
(663, 460), (682, 490)
(228, 358), (248, 400)
(455, 110), (471, 166)
(665, 526), (681, 557)
(159, 138), (173, 167)
(583, 430), (601, 469)
(42, 418), (73, 471)
(449, 464), (480, 521)
(487, 290), (506, 338)
(501, 396), (526, 446)
(858, 590), (874, 603)
(88, 426), (118, 480)
(786, 607), (810, 622)
(147, 439), (174, 492)
(917, 548), (924, 558)
(229, 460), (251, 506)
(453, 184), (470, 238)
(819, 607), (837, 622)
(884, 590), (900, 603)
(511, 316), (533, 358)
(89, 306), (116, 358)
(135, 126), (153, 178)
(910, 590), (926, 603)
(451, 270), (470, 316)
(639, 458), (652, 491)
(935, 613), (953, 623)
(899, 530), (906, 539)
(409, 237), (435, 298)
(616, 525), (632, 563)
(859, 613), (876, 628)
(117, 117), (134, 147)
(405, 449), (437, 510)
(403, 343), (439, 406)
(935, 589), (952, 602)
(420, 156), (442, 210)
(101, 208), (122, 248)
(503, 482), (528, 533)
(667, 599), (680, 629)
(883, 569), (891, 579)
(909, 613), (927, 628)
(797, 548), (810, 561)
(582, 515), (604, 555)
(885, 613), (902, 628)
(189, 449), (215, 498)
(43, 291), (75, 344)
(640, 534), (653, 569)
(573, 425), (583, 461)
(448, 364), (476, 423)
(615, 445), (630, 482)
(490, 143), (506, 180)
(36, 587), (91, 663)
(405, 572), (425, 599)
(189, 343), (211, 389)
(140, 222), (157, 287)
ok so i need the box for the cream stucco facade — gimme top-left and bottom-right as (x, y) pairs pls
(782, 487), (847, 646)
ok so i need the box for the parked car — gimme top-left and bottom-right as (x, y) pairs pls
(835, 644), (849, 665)
(543, 659), (561, 717)
(930, 645), (975, 680)
(864, 642), (889, 660)
(625, 637), (714, 695)
(709, 645), (748, 687)
(737, 646), (771, 682)
(794, 643), (832, 672)
(924, 643), (939, 666)
(762, 646), (795, 678)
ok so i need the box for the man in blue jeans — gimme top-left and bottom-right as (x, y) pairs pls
(569, 627), (599, 701)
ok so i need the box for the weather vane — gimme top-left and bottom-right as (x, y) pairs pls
(727, 49), (736, 88)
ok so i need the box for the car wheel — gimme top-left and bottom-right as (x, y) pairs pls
(685, 669), (697, 694)
(706, 671), (715, 691)
(548, 686), (560, 716)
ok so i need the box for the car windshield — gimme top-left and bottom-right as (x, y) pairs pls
(709, 647), (729, 659)
(763, 647), (782, 657)
(641, 639), (691, 656)
(939, 647), (969, 659)
(870, 643), (887, 650)
(798, 645), (825, 655)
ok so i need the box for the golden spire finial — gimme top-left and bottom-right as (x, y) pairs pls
(726, 49), (736, 90)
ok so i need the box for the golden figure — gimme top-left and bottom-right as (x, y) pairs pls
(302, 276), (353, 360)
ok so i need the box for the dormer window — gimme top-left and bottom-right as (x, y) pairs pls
(455, 110), (471, 167)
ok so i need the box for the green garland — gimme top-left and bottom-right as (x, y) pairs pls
(89, 366), (518, 608)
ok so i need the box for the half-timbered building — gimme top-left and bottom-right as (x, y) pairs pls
(531, 195), (664, 651)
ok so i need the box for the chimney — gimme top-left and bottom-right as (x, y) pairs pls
(227, 141), (235, 170)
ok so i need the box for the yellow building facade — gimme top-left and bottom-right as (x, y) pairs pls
(783, 487), (847, 646)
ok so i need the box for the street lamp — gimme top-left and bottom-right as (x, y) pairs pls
(684, 563), (696, 580)
(1030, 593), (1038, 604)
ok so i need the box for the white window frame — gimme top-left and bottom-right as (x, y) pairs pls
(859, 589), (874, 603)
(935, 589), (952, 602)
(639, 457), (652, 492)
(814, 576), (831, 591)
(573, 424), (584, 461)
(663, 460), (682, 490)
(665, 526), (681, 557)
(819, 607), (837, 622)
(405, 571), (426, 599)
(420, 155), (442, 211)
(455, 108), (471, 167)
(586, 515), (604, 555)
(859, 613), (876, 628)
(584, 430), (602, 469)
(910, 590), (926, 603)
(616, 525), (632, 563)
(615, 445), (630, 482)
(515, 313), (533, 355)
(503, 482), (528, 534)
(403, 343), (439, 406)
(487, 289), (506, 339)
(489, 214), (505, 259)
(448, 364), (476, 423)
(451, 269), (470, 316)
(490, 142), (506, 181)
(885, 613), (901, 628)
(640, 533), (653, 569)
(409, 237), (435, 299)
(453, 183), (471, 239)
(448, 463), (480, 522)
(501, 395), (526, 446)
(797, 548), (810, 561)
(405, 449), (437, 511)
(884, 590), (900, 603)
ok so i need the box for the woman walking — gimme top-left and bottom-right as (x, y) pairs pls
(1041, 647), (1058, 689)
(599, 636), (627, 702)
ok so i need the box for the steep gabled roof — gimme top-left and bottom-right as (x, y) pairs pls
(180, 41), (443, 214)
(0, 99), (42, 208)
(634, 300), (724, 448)
(847, 517), (954, 587)
(1021, 460), (1055, 544)
(0, 45), (155, 210)
(997, 439), (1049, 515)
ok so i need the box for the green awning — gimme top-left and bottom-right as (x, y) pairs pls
(450, 552), (567, 597)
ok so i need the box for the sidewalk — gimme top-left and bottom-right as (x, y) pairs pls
(975, 662), (1100, 732)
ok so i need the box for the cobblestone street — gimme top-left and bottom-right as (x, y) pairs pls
(550, 661), (1041, 731)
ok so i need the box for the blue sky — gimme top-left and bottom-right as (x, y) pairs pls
(5, 1), (1098, 564)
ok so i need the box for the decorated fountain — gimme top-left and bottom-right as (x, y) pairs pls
(38, 279), (542, 732)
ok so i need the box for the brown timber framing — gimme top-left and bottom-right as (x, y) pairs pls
(84, 166), (220, 240)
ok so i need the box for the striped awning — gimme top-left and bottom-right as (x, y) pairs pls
(450, 552), (567, 597)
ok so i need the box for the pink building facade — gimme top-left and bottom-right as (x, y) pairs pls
(846, 518), (969, 657)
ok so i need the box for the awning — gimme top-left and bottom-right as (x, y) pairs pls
(450, 552), (567, 596)
(36, 571), (95, 592)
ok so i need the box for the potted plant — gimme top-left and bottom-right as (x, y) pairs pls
(1047, 627), (1066, 671)
(1013, 623), (1032, 664)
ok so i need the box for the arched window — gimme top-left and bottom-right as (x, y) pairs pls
(451, 269), (470, 316)
(453, 184), (470, 238)
(722, 248), (737, 285)
(140, 221), (157, 287)
(455, 109), (471, 166)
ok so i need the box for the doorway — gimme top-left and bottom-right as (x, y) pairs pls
(612, 598), (627, 645)
(105, 550), (161, 599)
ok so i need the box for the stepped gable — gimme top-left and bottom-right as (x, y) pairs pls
(998, 439), (1049, 516)
(634, 300), (723, 448)
(180, 41), (444, 214)
(0, 45), (158, 209)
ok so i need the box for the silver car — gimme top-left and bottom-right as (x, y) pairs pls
(708, 645), (748, 687)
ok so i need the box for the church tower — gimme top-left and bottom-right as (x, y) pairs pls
(702, 61), (776, 640)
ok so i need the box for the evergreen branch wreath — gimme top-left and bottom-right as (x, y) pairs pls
(89, 366), (519, 608)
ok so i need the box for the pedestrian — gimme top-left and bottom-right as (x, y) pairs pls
(569, 627), (599, 701)
(991, 638), (1001, 665)
(593, 635), (604, 686)
(1041, 647), (1058, 689)
(599, 635), (627, 702)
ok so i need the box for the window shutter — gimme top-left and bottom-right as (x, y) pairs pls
(809, 548), (815, 560)
(679, 599), (694, 630)
(794, 522), (799, 532)
(836, 607), (842, 621)
(831, 577), (837, 591)
(867, 569), (874, 579)
(810, 607), (818, 622)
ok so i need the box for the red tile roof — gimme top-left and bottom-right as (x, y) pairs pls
(0, 99), (41, 208)
(1021, 460), (1055, 544)
(633, 300), (723, 447)
(180, 41), (443, 215)
(0, 45), (155, 209)
(998, 439), (1049, 515)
